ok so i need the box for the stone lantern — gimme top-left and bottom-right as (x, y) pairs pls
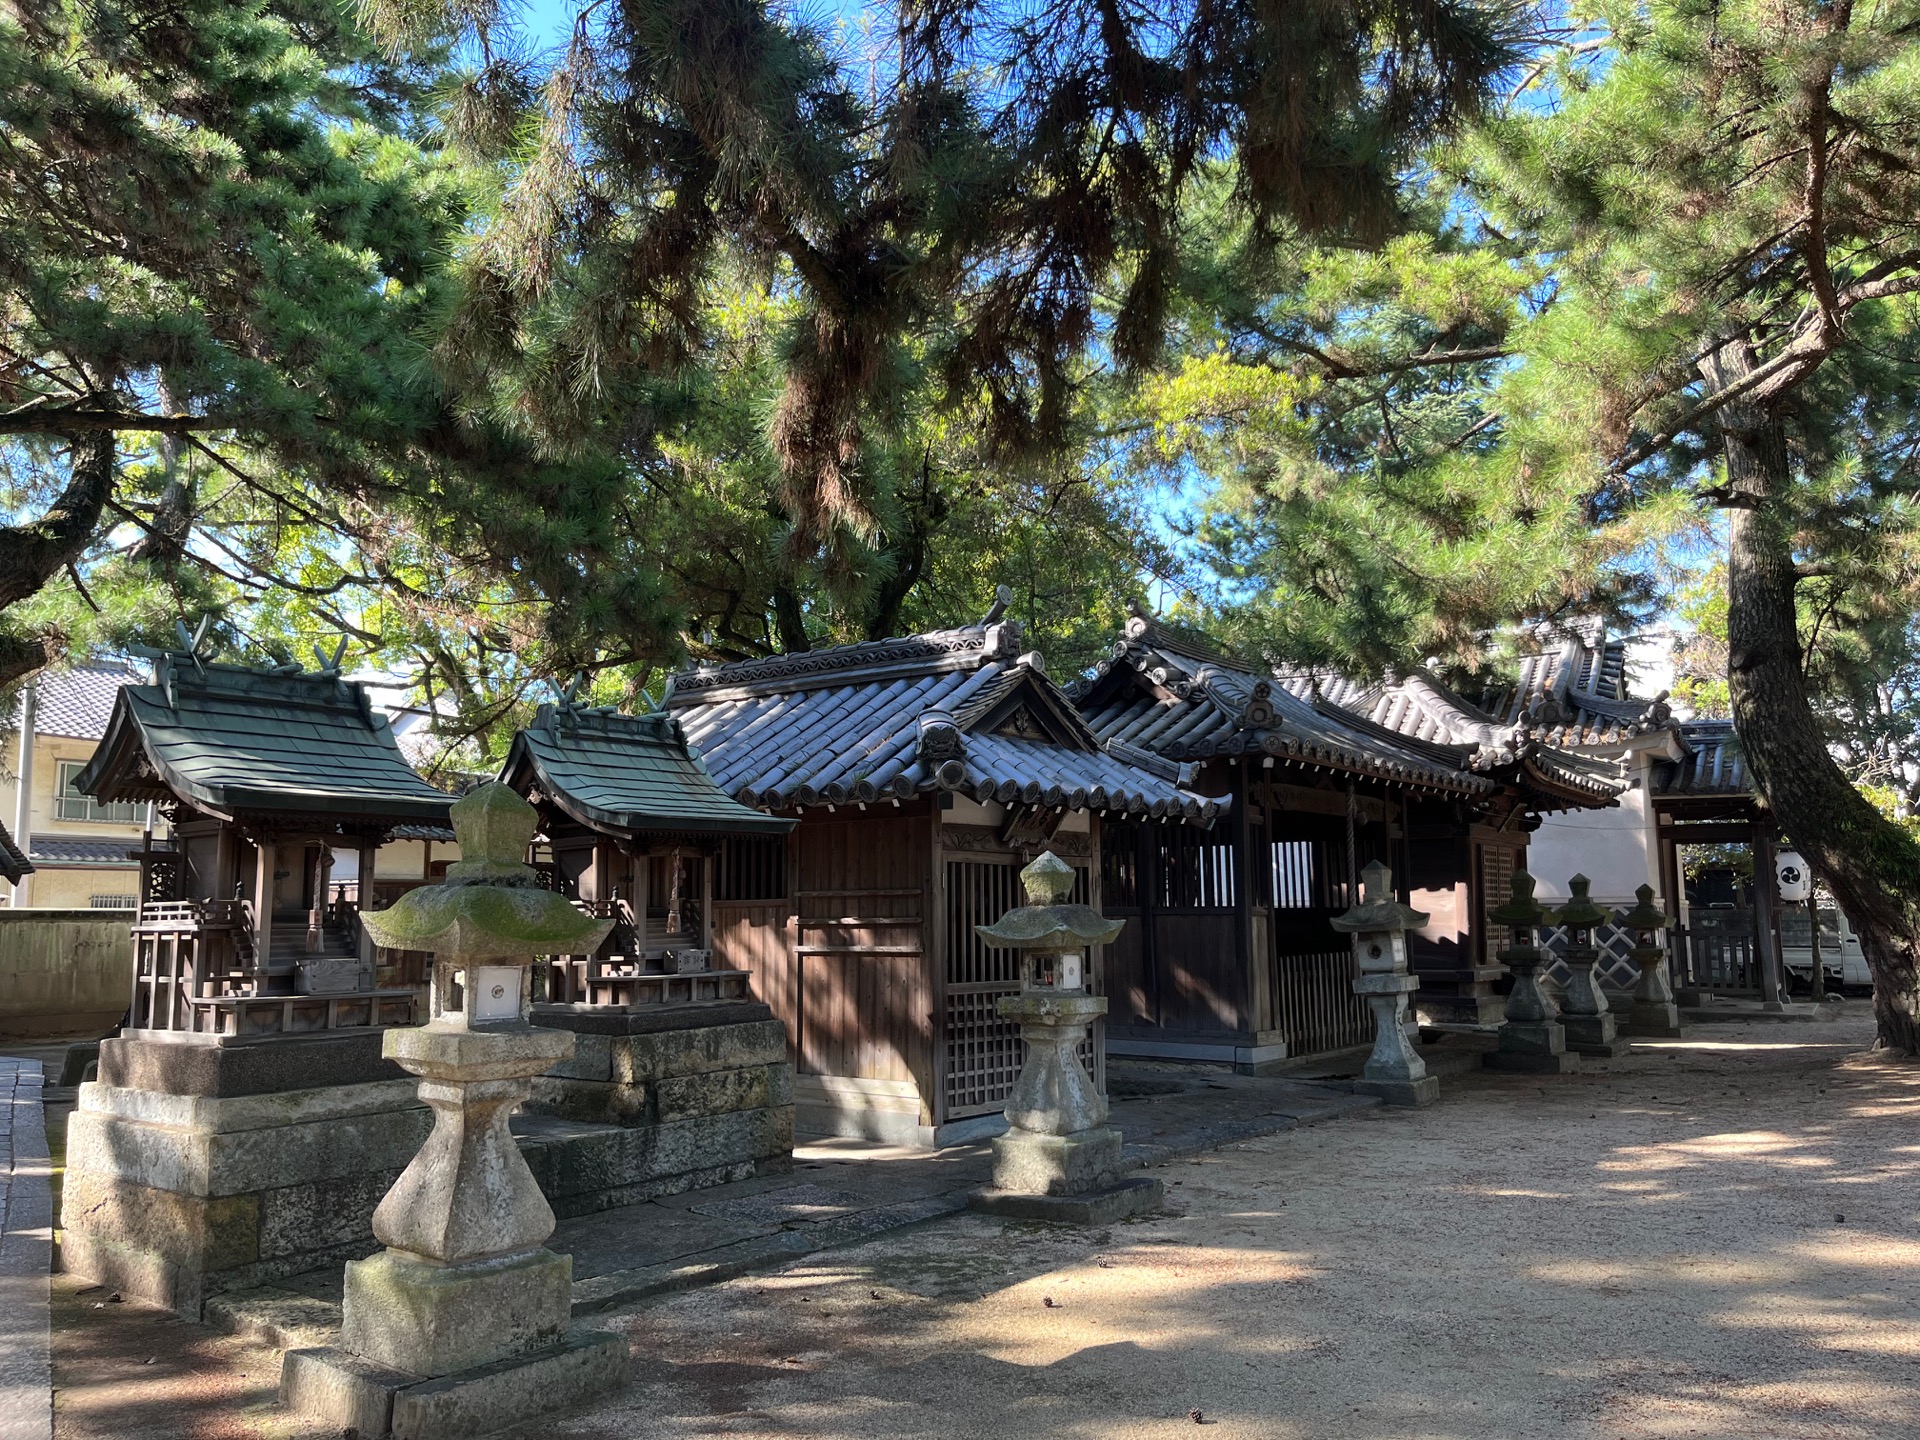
(1619, 883), (1685, 1037)
(1482, 870), (1579, 1074)
(1330, 860), (1437, 1106)
(1550, 873), (1630, 1057)
(967, 851), (1163, 1224)
(282, 783), (627, 1440)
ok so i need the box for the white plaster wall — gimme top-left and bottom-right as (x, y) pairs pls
(1528, 757), (1659, 907)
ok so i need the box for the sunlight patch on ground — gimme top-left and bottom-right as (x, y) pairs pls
(1528, 1255), (1804, 1287)
(1631, 1040), (1859, 1052)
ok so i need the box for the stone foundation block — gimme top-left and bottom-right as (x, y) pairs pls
(284, 1328), (626, 1440)
(1483, 1048), (1581, 1074)
(1353, 1075), (1441, 1107)
(525, 1077), (654, 1126)
(1562, 1014), (1630, 1057)
(654, 1064), (785, 1122)
(539, 1032), (614, 1083)
(969, 1177), (1164, 1225)
(991, 1126), (1124, 1196)
(610, 1019), (787, 1084)
(341, 1248), (572, 1379)
(61, 1168), (261, 1272)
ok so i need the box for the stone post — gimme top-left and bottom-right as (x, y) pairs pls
(1330, 860), (1438, 1106)
(967, 852), (1163, 1225)
(281, 783), (626, 1440)
(1551, 874), (1631, 1058)
(1619, 884), (1686, 1037)
(1483, 871), (1579, 1074)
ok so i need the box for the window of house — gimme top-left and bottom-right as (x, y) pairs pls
(89, 894), (137, 909)
(56, 762), (145, 824)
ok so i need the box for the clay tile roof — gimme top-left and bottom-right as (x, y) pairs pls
(1653, 720), (1753, 797)
(74, 652), (454, 827)
(10, 661), (142, 740)
(665, 618), (1225, 823)
(26, 837), (136, 865)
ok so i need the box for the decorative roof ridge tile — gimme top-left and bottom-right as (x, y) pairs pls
(665, 621), (1022, 703)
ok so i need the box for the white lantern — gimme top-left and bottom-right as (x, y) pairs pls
(1776, 850), (1812, 904)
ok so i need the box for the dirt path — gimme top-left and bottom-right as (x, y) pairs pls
(50, 1006), (1919, 1439)
(515, 1006), (1920, 1440)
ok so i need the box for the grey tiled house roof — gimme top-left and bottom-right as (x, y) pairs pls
(502, 704), (795, 839)
(75, 652), (454, 827)
(1653, 720), (1751, 797)
(665, 613), (1226, 821)
(1474, 623), (1677, 746)
(9, 660), (141, 740)
(1078, 616), (1623, 808)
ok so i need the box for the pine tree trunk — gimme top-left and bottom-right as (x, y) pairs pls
(1710, 342), (1920, 1052)
(0, 429), (117, 689)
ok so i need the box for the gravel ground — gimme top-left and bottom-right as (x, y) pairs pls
(515, 1004), (1919, 1440)
(52, 1004), (1919, 1440)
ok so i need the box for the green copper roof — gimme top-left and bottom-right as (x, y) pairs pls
(502, 704), (795, 840)
(75, 653), (454, 825)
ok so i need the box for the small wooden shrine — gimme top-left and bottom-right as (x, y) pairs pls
(499, 702), (796, 1011)
(75, 648), (454, 1039)
(1075, 615), (1622, 1055)
(664, 596), (1226, 1146)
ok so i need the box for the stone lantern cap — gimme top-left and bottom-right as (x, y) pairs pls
(359, 782), (613, 959)
(1550, 873), (1608, 930)
(1489, 870), (1549, 929)
(974, 851), (1124, 950)
(1621, 883), (1669, 932)
(1330, 860), (1429, 934)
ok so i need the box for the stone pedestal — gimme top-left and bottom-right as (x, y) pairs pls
(1559, 948), (1631, 1057)
(61, 1031), (426, 1317)
(286, 1024), (626, 1438)
(1352, 974), (1440, 1106)
(972, 994), (1163, 1222)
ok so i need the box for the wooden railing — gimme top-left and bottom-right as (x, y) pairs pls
(128, 896), (415, 1038)
(1272, 947), (1374, 1059)
(539, 897), (751, 1009)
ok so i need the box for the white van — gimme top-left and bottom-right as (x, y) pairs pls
(1779, 904), (1872, 992)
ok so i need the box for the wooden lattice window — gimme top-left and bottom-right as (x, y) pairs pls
(717, 835), (787, 902)
(1479, 844), (1517, 964)
(1155, 826), (1239, 910)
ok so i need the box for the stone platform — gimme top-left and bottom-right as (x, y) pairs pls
(969, 1176), (1164, 1225)
(62, 1008), (796, 1317)
(282, 1327), (625, 1439)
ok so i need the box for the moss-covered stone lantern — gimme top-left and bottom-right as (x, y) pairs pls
(283, 782), (627, 1438)
(1550, 873), (1630, 1058)
(966, 851), (1162, 1224)
(1482, 870), (1580, 1075)
(1619, 883), (1685, 1037)
(1330, 861), (1437, 1106)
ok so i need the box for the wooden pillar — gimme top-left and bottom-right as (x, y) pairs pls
(699, 851), (713, 950)
(421, 839), (433, 882)
(252, 835), (275, 984)
(1752, 823), (1784, 1009)
(307, 845), (325, 952)
(357, 840), (376, 964)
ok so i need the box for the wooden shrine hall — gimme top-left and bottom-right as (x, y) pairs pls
(1075, 615), (1623, 1064)
(499, 701), (796, 1011)
(75, 649), (455, 1040)
(663, 596), (1227, 1146)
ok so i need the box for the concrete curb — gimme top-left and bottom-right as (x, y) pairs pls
(0, 1061), (52, 1440)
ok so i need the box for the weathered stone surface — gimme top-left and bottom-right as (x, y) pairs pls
(539, 1032), (613, 1083)
(991, 1125), (1124, 1196)
(610, 1020), (787, 1084)
(970, 1176), (1163, 1226)
(99, 1031), (402, 1098)
(1562, 1013), (1632, 1057)
(79, 1077), (423, 1134)
(68, 1102), (433, 1201)
(525, 1077), (654, 1126)
(258, 1168), (407, 1261)
(545, 1107), (792, 1200)
(342, 1247), (572, 1378)
(653, 1064), (782, 1122)
(285, 1329), (626, 1440)
(281, 1345), (411, 1438)
(1352, 1074), (1441, 1107)
(61, 1169), (260, 1270)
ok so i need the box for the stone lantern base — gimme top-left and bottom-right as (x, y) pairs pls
(1562, 1011), (1633, 1058)
(1482, 1020), (1582, 1074)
